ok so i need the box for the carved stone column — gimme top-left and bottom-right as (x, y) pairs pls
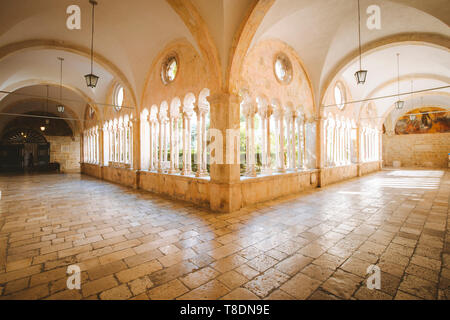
(258, 104), (271, 175)
(196, 108), (208, 177)
(168, 116), (176, 174)
(297, 116), (305, 170)
(131, 117), (138, 171)
(158, 117), (163, 173)
(174, 117), (180, 172)
(181, 112), (193, 175)
(290, 112), (297, 170)
(201, 112), (208, 175)
(242, 99), (256, 177)
(274, 107), (286, 173)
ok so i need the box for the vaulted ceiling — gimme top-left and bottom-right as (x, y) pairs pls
(0, 0), (448, 130)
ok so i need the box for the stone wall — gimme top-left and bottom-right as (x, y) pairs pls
(139, 172), (210, 208)
(383, 133), (450, 168)
(46, 135), (80, 173)
(81, 164), (380, 212)
(102, 166), (138, 188)
(320, 162), (382, 187)
(239, 170), (319, 208)
(320, 164), (358, 187)
(81, 163), (102, 179)
(360, 161), (382, 176)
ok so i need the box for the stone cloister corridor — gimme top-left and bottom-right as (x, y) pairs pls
(0, 169), (448, 300)
(0, 0), (449, 306)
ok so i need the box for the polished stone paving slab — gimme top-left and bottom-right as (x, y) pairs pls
(0, 169), (448, 300)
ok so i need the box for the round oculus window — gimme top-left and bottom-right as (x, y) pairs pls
(161, 55), (178, 85)
(274, 53), (293, 84)
(334, 84), (345, 110)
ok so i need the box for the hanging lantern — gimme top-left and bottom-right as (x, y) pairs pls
(355, 70), (368, 85)
(57, 57), (65, 113)
(355, 0), (367, 85)
(394, 54), (403, 110)
(85, 0), (99, 88)
(395, 100), (404, 110)
(84, 73), (99, 88)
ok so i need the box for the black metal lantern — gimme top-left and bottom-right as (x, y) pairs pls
(395, 100), (404, 110)
(85, 0), (99, 88)
(57, 57), (65, 113)
(355, 70), (368, 85)
(84, 73), (99, 88)
(355, 0), (367, 85)
(394, 53), (403, 110)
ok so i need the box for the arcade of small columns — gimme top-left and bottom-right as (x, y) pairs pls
(140, 89), (210, 177)
(104, 116), (133, 167)
(324, 114), (381, 167)
(82, 93), (382, 180)
(83, 126), (100, 165)
(241, 96), (307, 177)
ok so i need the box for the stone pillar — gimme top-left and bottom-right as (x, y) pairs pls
(149, 120), (154, 170)
(196, 108), (202, 176)
(248, 112), (256, 177)
(181, 115), (187, 174)
(196, 109), (208, 177)
(266, 112), (272, 173)
(208, 92), (241, 213)
(258, 104), (273, 175)
(201, 112), (208, 175)
(122, 125), (126, 164)
(158, 117), (163, 173)
(131, 117), (138, 171)
(153, 121), (159, 171)
(241, 99), (256, 178)
(290, 113), (297, 170)
(96, 127), (100, 164)
(181, 112), (193, 175)
(102, 126), (108, 166)
(274, 108), (285, 173)
(356, 124), (362, 177)
(168, 117), (176, 174)
(174, 117), (180, 172)
(260, 115), (267, 173)
(297, 117), (305, 170)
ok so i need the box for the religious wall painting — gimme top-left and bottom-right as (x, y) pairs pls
(395, 107), (450, 135)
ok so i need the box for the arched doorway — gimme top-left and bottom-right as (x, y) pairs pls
(0, 128), (49, 172)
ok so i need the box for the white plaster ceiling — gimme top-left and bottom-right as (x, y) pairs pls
(339, 44), (450, 122)
(0, 85), (86, 135)
(251, 0), (450, 105)
(0, 0), (449, 128)
(0, 0), (198, 106)
(0, 49), (113, 103)
(191, 0), (255, 79)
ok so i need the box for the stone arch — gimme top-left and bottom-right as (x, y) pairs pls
(0, 40), (138, 110)
(164, 0), (222, 91)
(320, 33), (450, 107)
(1, 97), (81, 136)
(227, 0), (276, 92)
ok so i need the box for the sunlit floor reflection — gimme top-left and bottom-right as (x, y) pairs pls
(386, 170), (444, 178)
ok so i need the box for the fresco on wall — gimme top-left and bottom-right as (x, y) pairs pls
(395, 107), (450, 135)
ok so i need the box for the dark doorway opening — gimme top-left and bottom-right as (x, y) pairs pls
(0, 128), (50, 172)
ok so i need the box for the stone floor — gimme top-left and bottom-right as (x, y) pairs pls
(0, 169), (448, 300)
